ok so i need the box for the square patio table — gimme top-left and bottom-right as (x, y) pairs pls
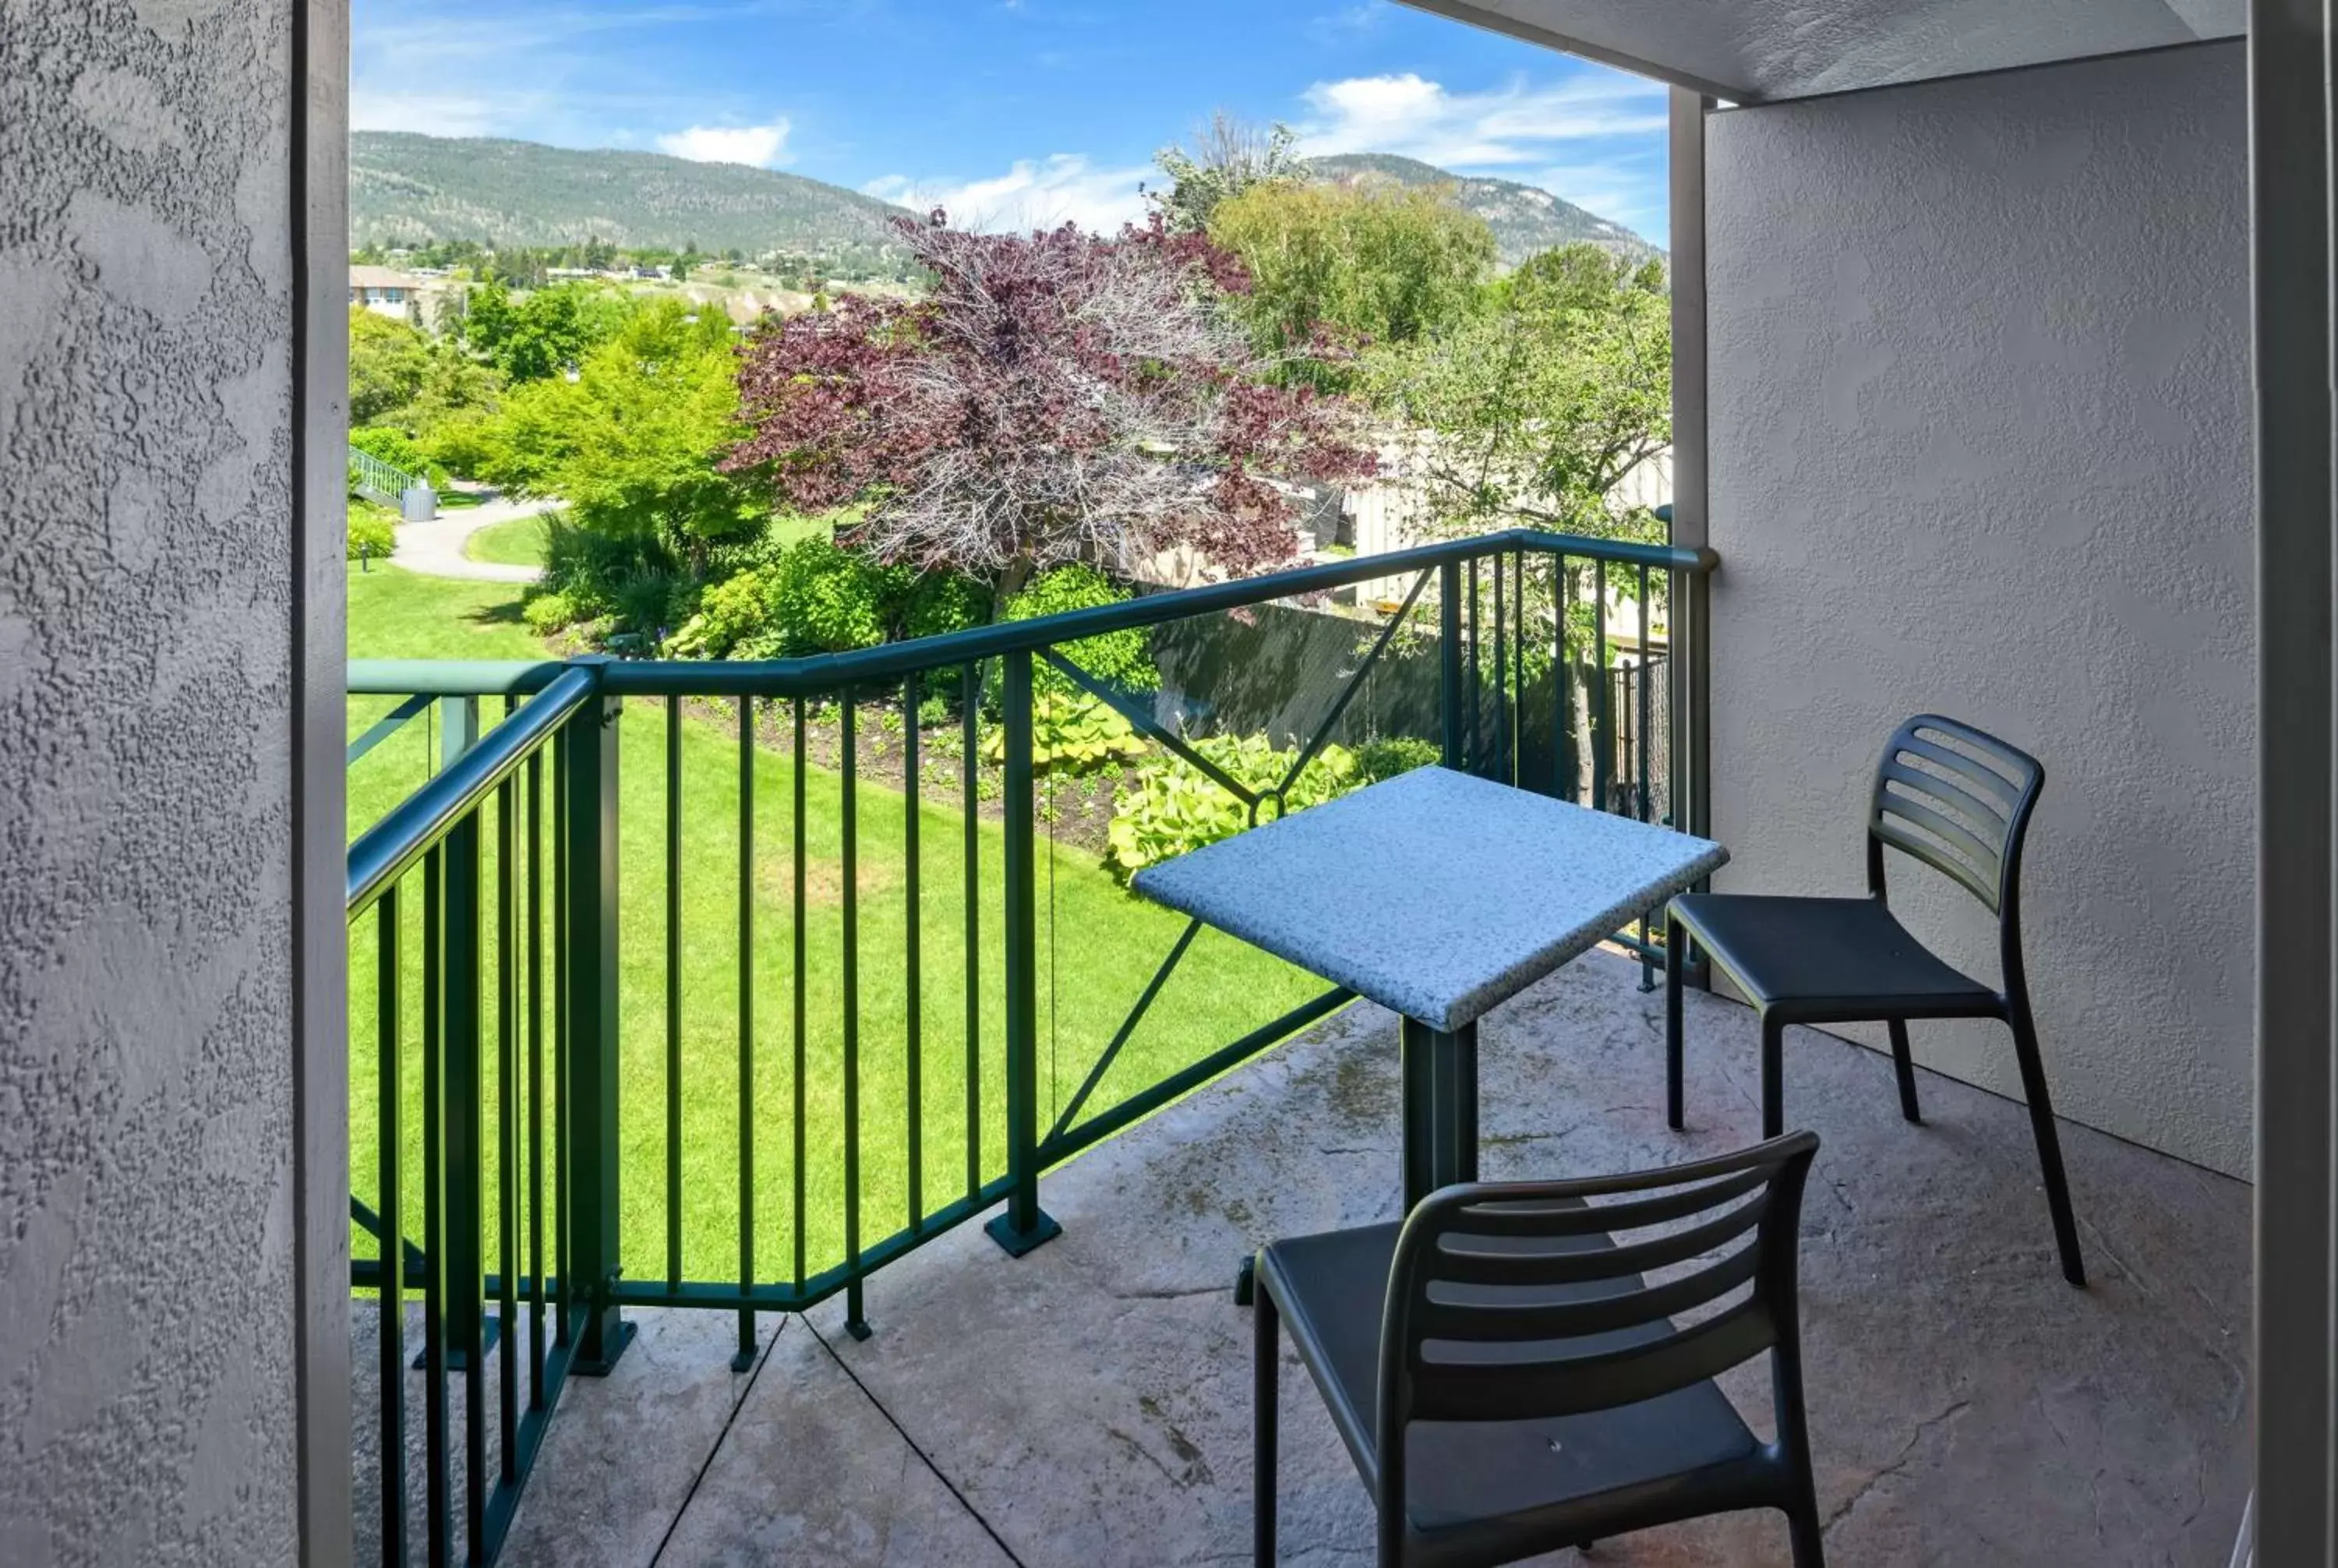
(1132, 765), (1729, 1213)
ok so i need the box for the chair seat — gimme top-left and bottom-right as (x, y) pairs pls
(1669, 893), (1998, 1020)
(1258, 1218), (1761, 1540)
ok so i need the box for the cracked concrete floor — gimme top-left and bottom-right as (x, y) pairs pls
(498, 950), (2248, 1566)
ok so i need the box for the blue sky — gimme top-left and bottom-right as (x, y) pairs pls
(351, 0), (1673, 247)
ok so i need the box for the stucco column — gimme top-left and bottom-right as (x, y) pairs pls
(0, 2), (347, 1563)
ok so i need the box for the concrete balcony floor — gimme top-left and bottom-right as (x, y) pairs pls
(474, 950), (2247, 1566)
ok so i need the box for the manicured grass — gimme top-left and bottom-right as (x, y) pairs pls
(464, 511), (553, 567)
(346, 564), (1326, 1292)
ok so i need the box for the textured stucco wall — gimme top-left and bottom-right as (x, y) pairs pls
(0, 2), (302, 1563)
(1705, 42), (2255, 1176)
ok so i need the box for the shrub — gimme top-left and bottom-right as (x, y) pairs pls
(666, 565), (777, 659)
(901, 571), (991, 643)
(349, 425), (444, 486)
(1004, 565), (1157, 695)
(347, 500), (397, 563)
(612, 572), (695, 642)
(1356, 735), (1441, 784)
(1105, 734), (1358, 883)
(768, 535), (906, 655)
(980, 693), (1148, 776)
(541, 514), (674, 621)
(522, 591), (578, 634)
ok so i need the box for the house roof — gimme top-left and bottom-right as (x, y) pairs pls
(1397, 0), (2243, 102)
(348, 265), (428, 288)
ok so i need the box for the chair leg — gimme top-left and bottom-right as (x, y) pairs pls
(1255, 1281), (1279, 1566)
(1785, 1499), (1827, 1567)
(1665, 913), (1687, 1130)
(1884, 1018), (1922, 1125)
(1761, 1014), (1785, 1139)
(2005, 998), (2086, 1287)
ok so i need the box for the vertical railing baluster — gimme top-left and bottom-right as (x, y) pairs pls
(495, 779), (519, 1486)
(1492, 548), (1507, 784)
(903, 673), (924, 1231)
(376, 888), (407, 1566)
(443, 808), (486, 1563)
(1513, 552), (1528, 788)
(1554, 553), (1574, 803)
(984, 649), (1061, 1255)
(842, 690), (870, 1336)
(735, 697), (757, 1369)
(1439, 562), (1464, 768)
(421, 848), (450, 1568)
(961, 663), (981, 1204)
(525, 750), (545, 1407)
(1593, 558), (1612, 814)
(1636, 563), (1654, 824)
(791, 697), (808, 1292)
(559, 683), (628, 1373)
(1467, 557), (1482, 772)
(666, 695), (682, 1293)
(550, 741), (569, 1347)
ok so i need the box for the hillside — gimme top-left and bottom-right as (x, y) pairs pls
(349, 131), (916, 265)
(1306, 153), (1663, 267)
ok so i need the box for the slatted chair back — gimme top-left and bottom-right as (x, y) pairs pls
(1377, 1132), (1820, 1447)
(1866, 715), (2045, 916)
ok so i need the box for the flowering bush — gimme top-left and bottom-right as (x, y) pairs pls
(1104, 734), (1359, 884)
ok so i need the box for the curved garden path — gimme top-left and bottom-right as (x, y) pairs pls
(390, 489), (551, 584)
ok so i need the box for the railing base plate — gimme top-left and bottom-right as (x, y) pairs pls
(984, 1210), (1062, 1259)
(567, 1318), (637, 1378)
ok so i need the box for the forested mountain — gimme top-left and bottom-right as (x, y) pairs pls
(1307, 152), (1663, 267)
(350, 132), (916, 267)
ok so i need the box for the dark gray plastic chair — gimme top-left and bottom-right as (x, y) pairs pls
(1253, 1132), (1824, 1567)
(1663, 714), (2083, 1286)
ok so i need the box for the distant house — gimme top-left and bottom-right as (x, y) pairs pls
(348, 265), (429, 320)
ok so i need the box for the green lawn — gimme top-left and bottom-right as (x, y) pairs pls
(464, 510), (553, 567)
(347, 564), (1326, 1292)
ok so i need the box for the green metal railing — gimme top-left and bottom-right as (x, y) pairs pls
(346, 525), (1713, 1566)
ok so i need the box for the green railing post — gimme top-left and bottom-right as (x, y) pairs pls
(1439, 560), (1465, 768)
(441, 807), (491, 1552)
(559, 667), (633, 1371)
(440, 694), (479, 776)
(985, 648), (1061, 1257)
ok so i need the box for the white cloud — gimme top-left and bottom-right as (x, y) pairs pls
(1527, 157), (1668, 235)
(656, 122), (793, 168)
(1309, 2), (1388, 41)
(351, 87), (531, 138)
(1295, 72), (1667, 168)
(863, 154), (1154, 235)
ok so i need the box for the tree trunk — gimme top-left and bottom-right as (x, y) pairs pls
(994, 556), (1036, 616)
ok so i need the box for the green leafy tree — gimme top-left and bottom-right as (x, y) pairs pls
(1361, 242), (1670, 539)
(480, 301), (761, 567)
(1208, 179), (1496, 376)
(1363, 243), (1672, 796)
(1148, 113), (1306, 235)
(460, 278), (626, 383)
(348, 308), (431, 424)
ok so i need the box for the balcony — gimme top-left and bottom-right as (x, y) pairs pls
(342, 531), (2247, 1566)
(525, 957), (2242, 1566)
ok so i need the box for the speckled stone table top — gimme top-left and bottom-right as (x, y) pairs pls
(1132, 766), (1729, 1033)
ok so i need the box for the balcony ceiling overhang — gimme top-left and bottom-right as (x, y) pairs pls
(1398, 0), (2244, 103)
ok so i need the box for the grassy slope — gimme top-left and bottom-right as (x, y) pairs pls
(463, 512), (549, 567)
(346, 564), (1323, 1287)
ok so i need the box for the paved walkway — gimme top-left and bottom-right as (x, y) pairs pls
(390, 489), (550, 584)
(449, 950), (2248, 1568)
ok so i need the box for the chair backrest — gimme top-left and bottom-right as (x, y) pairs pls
(1378, 1131), (1819, 1438)
(1867, 715), (2045, 916)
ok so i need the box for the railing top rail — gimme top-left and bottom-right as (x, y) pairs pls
(347, 662), (600, 916)
(602, 528), (1708, 697)
(345, 528), (1712, 702)
(349, 659), (573, 697)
